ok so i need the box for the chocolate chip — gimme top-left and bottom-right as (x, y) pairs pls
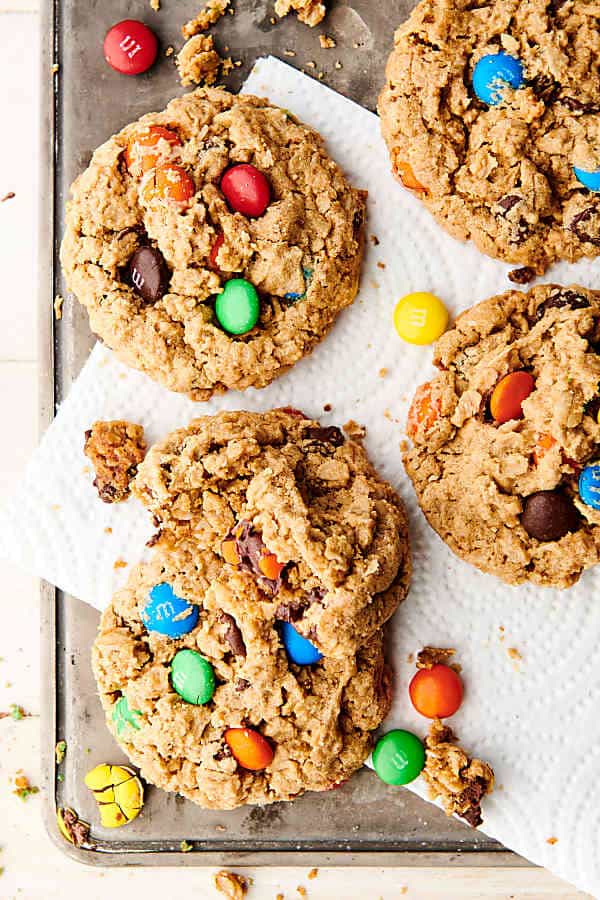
(536, 289), (590, 320)
(146, 530), (163, 548)
(460, 802), (483, 828)
(224, 520), (284, 596)
(560, 96), (600, 114)
(521, 490), (580, 542)
(235, 678), (251, 692)
(214, 746), (232, 761)
(508, 266), (536, 285)
(94, 480), (118, 503)
(529, 74), (560, 104)
(218, 611), (246, 657)
(496, 195), (521, 215)
(84, 429), (92, 445)
(275, 599), (307, 623)
(303, 426), (345, 446)
(127, 246), (170, 304)
(569, 207), (600, 247)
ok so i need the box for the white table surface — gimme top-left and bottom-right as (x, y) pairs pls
(0, 4), (591, 898)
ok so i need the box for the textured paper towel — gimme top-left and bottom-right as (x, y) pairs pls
(2, 58), (600, 894)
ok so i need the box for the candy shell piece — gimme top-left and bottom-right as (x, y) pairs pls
(280, 621), (323, 665)
(490, 371), (535, 424)
(472, 52), (524, 105)
(372, 730), (425, 786)
(171, 649), (216, 705)
(574, 167), (600, 193)
(112, 695), (143, 738)
(84, 764), (143, 828)
(225, 727), (274, 771)
(394, 292), (449, 345)
(220, 163), (271, 217)
(215, 279), (260, 335)
(579, 462), (600, 510)
(409, 664), (463, 719)
(104, 20), (158, 76)
(141, 582), (199, 638)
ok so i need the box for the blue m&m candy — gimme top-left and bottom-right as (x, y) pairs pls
(574, 167), (600, 193)
(579, 462), (600, 510)
(472, 52), (524, 105)
(280, 621), (323, 665)
(141, 583), (199, 638)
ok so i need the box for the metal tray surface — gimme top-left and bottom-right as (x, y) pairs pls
(40, 0), (523, 866)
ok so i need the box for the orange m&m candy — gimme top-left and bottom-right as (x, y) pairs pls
(125, 126), (182, 175)
(225, 727), (274, 771)
(407, 382), (441, 438)
(490, 371), (535, 424)
(143, 164), (196, 205)
(409, 664), (463, 719)
(395, 160), (427, 193)
(258, 552), (285, 581)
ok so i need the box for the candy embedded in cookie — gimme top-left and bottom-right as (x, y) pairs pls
(224, 728), (274, 771)
(141, 582), (200, 638)
(171, 649), (216, 705)
(61, 90), (366, 400)
(280, 621), (324, 665)
(574, 168), (600, 194)
(404, 284), (600, 587)
(472, 52), (524, 106)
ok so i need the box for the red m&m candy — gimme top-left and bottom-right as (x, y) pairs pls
(220, 164), (271, 217)
(104, 20), (158, 76)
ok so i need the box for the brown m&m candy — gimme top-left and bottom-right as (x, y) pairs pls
(521, 490), (580, 542)
(127, 246), (169, 304)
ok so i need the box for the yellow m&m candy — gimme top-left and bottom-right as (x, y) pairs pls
(393, 292), (449, 345)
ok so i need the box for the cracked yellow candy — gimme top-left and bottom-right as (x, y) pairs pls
(84, 764), (143, 828)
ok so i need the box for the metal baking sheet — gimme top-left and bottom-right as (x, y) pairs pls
(40, 0), (524, 865)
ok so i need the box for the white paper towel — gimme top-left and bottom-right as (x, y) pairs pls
(2, 57), (600, 894)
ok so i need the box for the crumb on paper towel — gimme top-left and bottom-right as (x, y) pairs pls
(343, 419), (366, 439)
(406, 652), (414, 664)
(379, 367), (388, 378)
(113, 558), (128, 570)
(274, 0), (326, 28)
(13, 772), (39, 801)
(296, 888), (307, 899)
(417, 646), (461, 673)
(319, 34), (335, 48)
(182, 0), (230, 39)
(370, 234), (379, 245)
(177, 34), (233, 87)
(377, 261), (386, 270)
(84, 420), (147, 504)
(508, 647), (522, 661)
(547, 836), (559, 845)
(214, 870), (250, 899)
(307, 868), (318, 879)
(400, 439), (409, 453)
(323, 403), (332, 412)
(1, 192), (15, 203)
(104, 526), (113, 534)
(54, 294), (64, 320)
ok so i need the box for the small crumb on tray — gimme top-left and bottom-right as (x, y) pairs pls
(54, 294), (64, 320)
(274, 0), (326, 27)
(319, 34), (335, 48)
(55, 740), (67, 764)
(177, 34), (233, 87)
(214, 870), (250, 899)
(182, 0), (230, 39)
(165, 46), (175, 57)
(1, 192), (15, 203)
(57, 807), (92, 847)
(149, 0), (160, 10)
(508, 646), (522, 661)
(84, 420), (146, 503)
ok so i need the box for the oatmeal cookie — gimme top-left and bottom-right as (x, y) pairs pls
(134, 409), (411, 657)
(61, 89), (366, 400)
(404, 284), (600, 588)
(93, 540), (392, 809)
(84, 420), (146, 503)
(379, 0), (600, 274)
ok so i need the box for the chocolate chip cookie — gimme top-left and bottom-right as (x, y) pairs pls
(404, 284), (600, 588)
(133, 409), (411, 657)
(60, 89), (366, 400)
(93, 540), (392, 809)
(379, 0), (600, 274)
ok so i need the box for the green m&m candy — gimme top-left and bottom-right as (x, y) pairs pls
(170, 649), (216, 705)
(372, 729), (425, 786)
(215, 278), (260, 335)
(112, 695), (143, 738)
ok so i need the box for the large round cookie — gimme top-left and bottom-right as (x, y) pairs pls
(93, 542), (391, 809)
(379, 0), (600, 275)
(404, 284), (600, 588)
(133, 409), (411, 657)
(60, 89), (366, 400)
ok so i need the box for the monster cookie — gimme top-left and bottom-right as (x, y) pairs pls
(379, 0), (600, 275)
(133, 409), (411, 657)
(405, 284), (600, 588)
(60, 89), (366, 399)
(93, 543), (392, 809)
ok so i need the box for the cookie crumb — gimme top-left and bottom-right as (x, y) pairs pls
(323, 403), (332, 412)
(319, 34), (335, 48)
(307, 868), (318, 880)
(13, 773), (39, 801)
(55, 740), (67, 764)
(547, 836), (559, 845)
(113, 558), (128, 570)
(296, 888), (307, 899)
(1, 191), (15, 203)
(214, 870), (249, 899)
(51, 63), (59, 76)
(416, 646), (461, 673)
(177, 34), (233, 87)
(370, 234), (380, 246)
(275, 0), (326, 28)
(406, 652), (414, 664)
(343, 419), (366, 439)
(149, 0), (160, 10)
(85, 421), (146, 503)
(378, 367), (388, 378)
(306, 60), (317, 68)
(54, 294), (64, 320)
(165, 46), (175, 57)
(377, 261), (386, 270)
(422, 719), (494, 828)
(507, 647), (522, 661)
(284, 49), (297, 57)
(334, 60), (342, 69)
(508, 266), (536, 285)
(180, 839), (193, 852)
(182, 0), (230, 39)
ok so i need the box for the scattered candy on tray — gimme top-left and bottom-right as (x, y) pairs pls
(215, 279), (261, 335)
(171, 649), (216, 705)
(220, 163), (271, 217)
(573, 166), (600, 193)
(104, 20), (158, 76)
(489, 371), (535, 424)
(112, 695), (143, 738)
(56, 807), (92, 847)
(579, 462), (600, 510)
(127, 246), (170, 305)
(472, 52), (524, 105)
(393, 292), (449, 345)
(520, 490), (580, 542)
(141, 582), (200, 638)
(224, 727), (274, 771)
(84, 764), (144, 828)
(280, 621), (323, 665)
(372, 729), (425, 786)
(410, 663), (463, 719)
